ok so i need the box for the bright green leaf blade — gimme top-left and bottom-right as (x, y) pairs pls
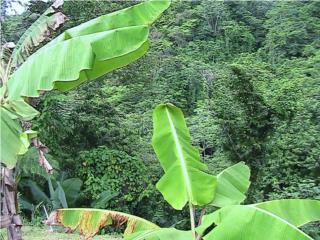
(7, 26), (150, 100)
(198, 205), (314, 240)
(0, 100), (38, 168)
(45, 208), (159, 239)
(3, 100), (39, 120)
(124, 228), (193, 240)
(211, 162), (250, 207)
(19, 130), (37, 154)
(152, 103), (216, 210)
(47, 0), (170, 47)
(254, 199), (320, 227)
(7, 0), (170, 100)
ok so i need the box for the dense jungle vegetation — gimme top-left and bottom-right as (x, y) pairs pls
(2, 0), (320, 238)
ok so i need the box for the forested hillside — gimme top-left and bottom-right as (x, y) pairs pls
(2, 0), (320, 238)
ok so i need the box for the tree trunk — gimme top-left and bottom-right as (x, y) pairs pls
(0, 166), (23, 240)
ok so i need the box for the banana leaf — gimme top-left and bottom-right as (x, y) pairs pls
(152, 103), (216, 210)
(47, 0), (170, 47)
(211, 162), (250, 207)
(53, 182), (68, 209)
(2, 0), (170, 169)
(7, 0), (170, 100)
(91, 190), (119, 209)
(11, 0), (67, 66)
(2, 99), (39, 120)
(254, 199), (320, 227)
(197, 201), (320, 240)
(44, 208), (159, 239)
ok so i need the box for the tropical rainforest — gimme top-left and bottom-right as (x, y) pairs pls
(1, 0), (320, 239)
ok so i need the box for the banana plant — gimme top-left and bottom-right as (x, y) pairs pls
(0, 0), (170, 238)
(152, 103), (217, 237)
(1, 1), (67, 238)
(19, 176), (82, 211)
(46, 103), (320, 240)
(1, 0), (171, 169)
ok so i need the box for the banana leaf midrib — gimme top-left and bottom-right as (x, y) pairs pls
(248, 206), (313, 239)
(165, 106), (193, 200)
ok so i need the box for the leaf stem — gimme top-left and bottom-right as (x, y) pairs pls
(195, 208), (206, 240)
(189, 202), (196, 239)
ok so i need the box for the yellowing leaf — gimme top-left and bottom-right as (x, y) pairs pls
(45, 208), (159, 239)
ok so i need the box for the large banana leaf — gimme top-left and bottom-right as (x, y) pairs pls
(47, 0), (171, 46)
(7, 0), (170, 100)
(197, 202), (320, 240)
(152, 104), (216, 210)
(254, 199), (320, 227)
(7, 26), (149, 99)
(124, 228), (193, 240)
(2, 0), (170, 169)
(11, 0), (67, 66)
(211, 162), (250, 207)
(45, 208), (159, 239)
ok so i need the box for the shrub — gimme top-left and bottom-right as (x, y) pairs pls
(76, 146), (151, 213)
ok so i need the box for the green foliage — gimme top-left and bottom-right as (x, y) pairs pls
(91, 190), (119, 209)
(76, 146), (152, 213)
(19, 173), (83, 212)
(263, 2), (320, 64)
(127, 104), (320, 240)
(3, 0), (319, 237)
(6, 0), (170, 99)
(254, 200), (320, 227)
(1, 0), (170, 170)
(16, 148), (81, 221)
(46, 103), (320, 240)
(15, 147), (59, 180)
(125, 228), (192, 240)
(0, 107), (31, 167)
